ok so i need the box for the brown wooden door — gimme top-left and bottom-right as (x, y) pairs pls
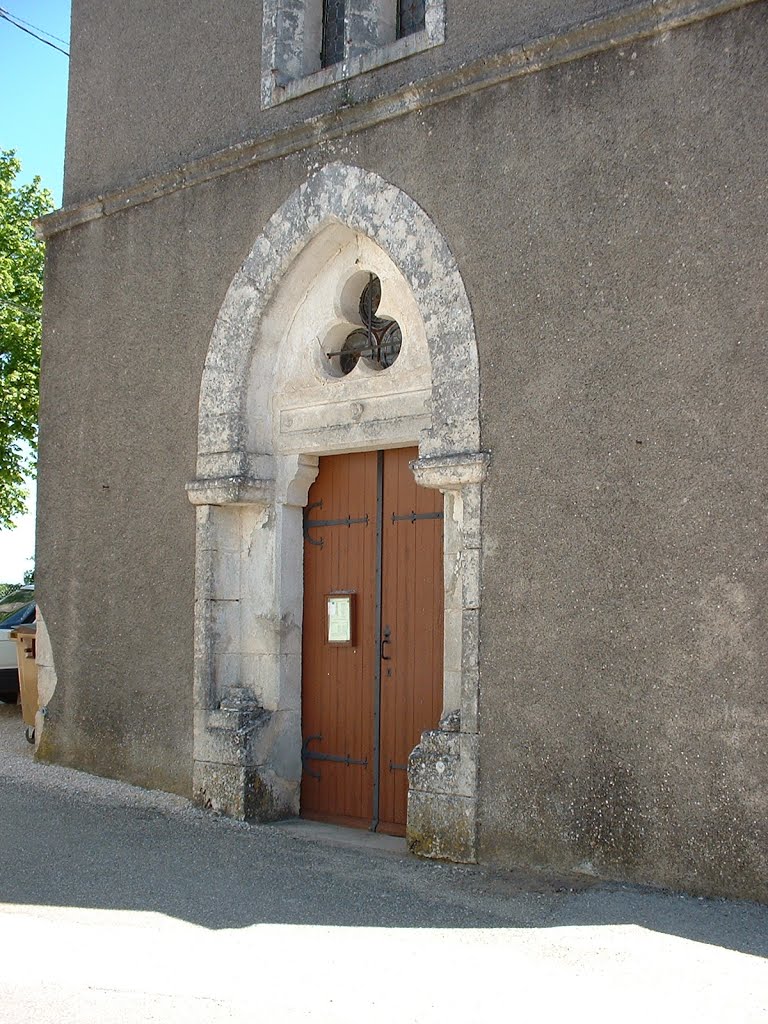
(301, 447), (443, 835)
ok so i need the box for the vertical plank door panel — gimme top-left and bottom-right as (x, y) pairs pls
(301, 451), (377, 828)
(379, 447), (444, 834)
(301, 448), (443, 834)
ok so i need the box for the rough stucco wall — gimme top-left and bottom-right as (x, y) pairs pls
(37, 176), (303, 794)
(64, 0), (635, 205)
(41, 4), (767, 895)
(472, 11), (768, 900)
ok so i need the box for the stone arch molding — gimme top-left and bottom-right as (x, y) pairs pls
(187, 162), (488, 862)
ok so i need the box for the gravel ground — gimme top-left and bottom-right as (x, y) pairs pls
(0, 702), (767, 1023)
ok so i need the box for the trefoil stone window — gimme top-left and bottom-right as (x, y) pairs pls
(261, 0), (445, 107)
(326, 274), (403, 375)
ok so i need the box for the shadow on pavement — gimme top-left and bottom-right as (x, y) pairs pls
(0, 772), (766, 961)
(0, 699), (765, 959)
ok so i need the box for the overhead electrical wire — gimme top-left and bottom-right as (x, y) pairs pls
(1, 5), (68, 46)
(0, 298), (42, 319)
(0, 7), (69, 56)
(0, 6), (68, 45)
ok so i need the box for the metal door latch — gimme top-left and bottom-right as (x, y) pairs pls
(381, 625), (392, 660)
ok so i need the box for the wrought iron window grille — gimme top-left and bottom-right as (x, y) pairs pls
(321, 0), (346, 67)
(397, 0), (426, 38)
(326, 274), (403, 375)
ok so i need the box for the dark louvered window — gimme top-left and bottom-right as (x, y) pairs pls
(397, 0), (426, 37)
(321, 0), (346, 67)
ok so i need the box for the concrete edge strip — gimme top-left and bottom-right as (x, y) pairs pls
(36, 0), (761, 239)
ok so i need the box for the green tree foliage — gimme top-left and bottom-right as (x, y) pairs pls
(0, 150), (52, 528)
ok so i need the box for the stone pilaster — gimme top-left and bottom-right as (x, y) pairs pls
(407, 452), (489, 862)
(187, 456), (317, 822)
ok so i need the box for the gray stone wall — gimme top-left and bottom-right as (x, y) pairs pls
(40, 2), (768, 897)
(36, 182), (297, 793)
(475, 7), (768, 902)
(66, 0), (647, 204)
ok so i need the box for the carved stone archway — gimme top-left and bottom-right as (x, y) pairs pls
(187, 162), (487, 861)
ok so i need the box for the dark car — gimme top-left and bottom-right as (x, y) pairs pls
(0, 600), (36, 703)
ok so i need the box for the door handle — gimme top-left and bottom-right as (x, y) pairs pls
(381, 625), (392, 660)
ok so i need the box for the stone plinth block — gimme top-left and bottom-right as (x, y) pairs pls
(406, 790), (477, 863)
(193, 703), (273, 768)
(408, 728), (477, 798)
(192, 760), (291, 821)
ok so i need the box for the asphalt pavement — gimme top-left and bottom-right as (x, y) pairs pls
(0, 703), (766, 1023)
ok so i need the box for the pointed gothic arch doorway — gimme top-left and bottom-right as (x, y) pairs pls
(187, 163), (488, 862)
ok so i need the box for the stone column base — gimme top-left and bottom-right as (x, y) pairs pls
(192, 761), (289, 821)
(407, 790), (477, 862)
(406, 718), (478, 863)
(192, 688), (298, 821)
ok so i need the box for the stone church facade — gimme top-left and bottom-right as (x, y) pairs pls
(37, 0), (767, 901)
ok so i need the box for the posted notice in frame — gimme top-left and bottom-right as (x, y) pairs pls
(327, 594), (353, 644)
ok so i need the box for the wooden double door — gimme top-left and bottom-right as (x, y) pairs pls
(301, 448), (443, 835)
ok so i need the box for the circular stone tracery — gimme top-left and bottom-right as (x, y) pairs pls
(333, 274), (402, 375)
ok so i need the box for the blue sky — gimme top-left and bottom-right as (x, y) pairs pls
(1, 0), (71, 201)
(0, 0), (71, 582)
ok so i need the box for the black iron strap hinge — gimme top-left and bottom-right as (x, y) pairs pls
(391, 510), (444, 524)
(303, 500), (369, 547)
(301, 734), (369, 780)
